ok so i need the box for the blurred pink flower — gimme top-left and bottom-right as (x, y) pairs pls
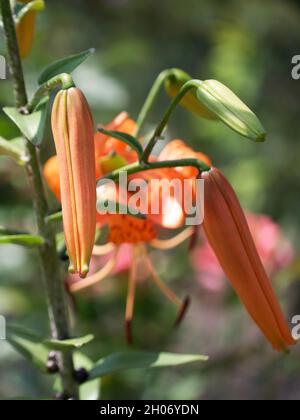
(192, 212), (294, 292)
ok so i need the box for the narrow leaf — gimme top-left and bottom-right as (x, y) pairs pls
(44, 334), (94, 351)
(0, 136), (27, 165)
(98, 128), (144, 158)
(89, 351), (208, 380)
(7, 325), (49, 373)
(3, 96), (49, 146)
(0, 234), (45, 247)
(38, 48), (95, 85)
(47, 211), (62, 223)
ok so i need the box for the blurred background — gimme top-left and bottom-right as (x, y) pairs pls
(1, 0), (300, 400)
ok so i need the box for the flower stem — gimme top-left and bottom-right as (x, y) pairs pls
(141, 79), (203, 163)
(98, 157), (210, 185)
(134, 69), (177, 139)
(0, 0), (79, 399)
(26, 73), (75, 113)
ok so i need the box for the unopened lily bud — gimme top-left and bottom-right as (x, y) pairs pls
(16, 0), (40, 59)
(164, 69), (217, 120)
(51, 87), (96, 278)
(201, 168), (295, 352)
(196, 80), (266, 142)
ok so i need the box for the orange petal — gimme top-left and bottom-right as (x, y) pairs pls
(201, 167), (296, 351)
(133, 167), (186, 229)
(95, 112), (138, 163)
(97, 182), (157, 244)
(159, 139), (212, 179)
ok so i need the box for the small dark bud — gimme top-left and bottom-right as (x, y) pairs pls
(47, 359), (59, 374)
(74, 367), (89, 384)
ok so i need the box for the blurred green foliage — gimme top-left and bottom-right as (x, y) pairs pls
(1, 0), (300, 400)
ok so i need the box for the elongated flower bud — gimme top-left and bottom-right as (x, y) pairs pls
(51, 87), (96, 278)
(201, 167), (296, 351)
(16, 0), (37, 59)
(196, 80), (266, 142)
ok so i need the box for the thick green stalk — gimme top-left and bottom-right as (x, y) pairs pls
(0, 0), (79, 399)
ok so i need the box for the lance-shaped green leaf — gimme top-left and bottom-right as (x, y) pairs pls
(44, 334), (94, 351)
(0, 234), (45, 247)
(164, 69), (217, 120)
(38, 48), (95, 85)
(89, 351), (208, 380)
(3, 96), (49, 146)
(47, 211), (62, 223)
(98, 128), (144, 159)
(6, 325), (49, 373)
(0, 136), (27, 165)
(196, 80), (267, 142)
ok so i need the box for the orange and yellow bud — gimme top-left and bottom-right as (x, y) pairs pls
(164, 70), (217, 120)
(16, 0), (37, 59)
(201, 167), (296, 352)
(51, 87), (96, 278)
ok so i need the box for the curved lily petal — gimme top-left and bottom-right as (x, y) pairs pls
(158, 139), (212, 179)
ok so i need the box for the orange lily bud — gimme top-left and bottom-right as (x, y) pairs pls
(164, 69), (217, 120)
(201, 167), (296, 352)
(16, 0), (37, 59)
(51, 87), (96, 278)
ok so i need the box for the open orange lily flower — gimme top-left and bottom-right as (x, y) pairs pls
(45, 112), (208, 342)
(45, 111), (296, 351)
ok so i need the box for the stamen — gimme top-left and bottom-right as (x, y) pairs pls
(93, 243), (116, 256)
(144, 252), (181, 307)
(174, 295), (191, 326)
(69, 249), (119, 293)
(150, 227), (194, 250)
(125, 247), (138, 345)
